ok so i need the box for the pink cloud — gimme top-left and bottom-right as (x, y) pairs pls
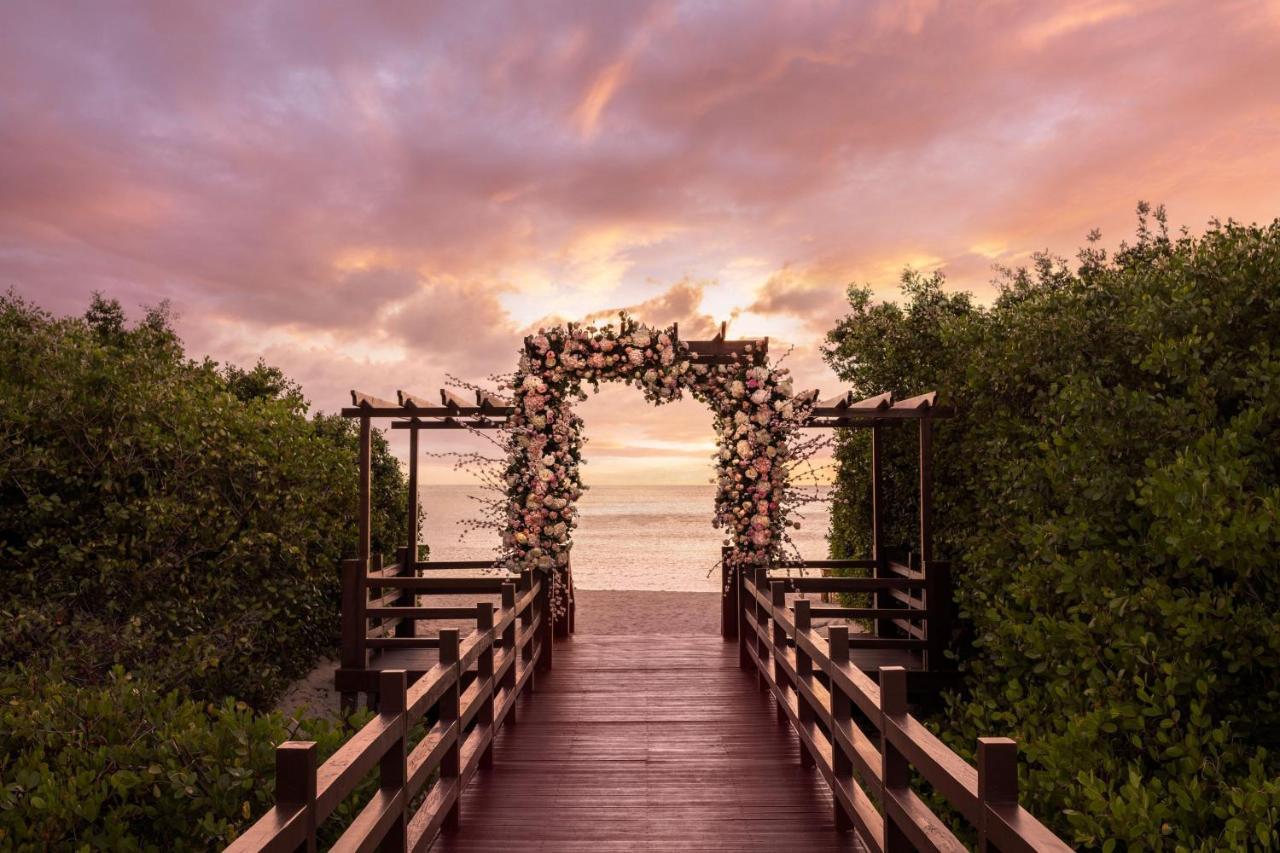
(1, 0), (1277, 481)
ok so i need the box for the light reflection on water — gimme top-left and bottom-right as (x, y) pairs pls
(417, 484), (832, 592)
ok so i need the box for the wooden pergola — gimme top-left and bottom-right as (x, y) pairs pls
(337, 329), (953, 703)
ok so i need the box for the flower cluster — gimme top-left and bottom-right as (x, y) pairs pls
(497, 315), (813, 614)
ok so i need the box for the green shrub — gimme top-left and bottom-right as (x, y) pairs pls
(0, 292), (408, 708)
(0, 665), (371, 851)
(823, 207), (1280, 849)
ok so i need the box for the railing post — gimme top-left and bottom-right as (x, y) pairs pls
(794, 599), (815, 768)
(770, 580), (787, 725)
(439, 629), (461, 830)
(753, 568), (769, 693)
(918, 418), (934, 564)
(393, 546), (413, 638)
(378, 670), (408, 852)
(339, 558), (366, 713)
(925, 559), (952, 670)
(477, 603), (496, 769)
(567, 555), (576, 635)
(737, 555), (749, 670)
(536, 568), (553, 673)
(500, 582), (518, 715)
(871, 423), (890, 637)
(828, 627), (852, 832)
(406, 422), (420, 564)
(519, 569), (535, 692)
(275, 741), (317, 853)
(879, 666), (911, 852)
(358, 412), (372, 567)
(978, 737), (1019, 852)
(721, 546), (738, 640)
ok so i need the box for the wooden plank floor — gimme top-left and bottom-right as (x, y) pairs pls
(431, 635), (863, 852)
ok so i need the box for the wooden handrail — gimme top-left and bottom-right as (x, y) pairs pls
(225, 582), (546, 852)
(740, 570), (1071, 851)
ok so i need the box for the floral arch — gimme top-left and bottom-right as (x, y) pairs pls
(497, 316), (816, 617)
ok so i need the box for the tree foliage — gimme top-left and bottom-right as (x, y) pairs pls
(823, 208), (1280, 849)
(0, 292), (407, 707)
(0, 293), (408, 847)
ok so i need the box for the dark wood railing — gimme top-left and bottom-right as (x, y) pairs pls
(740, 568), (1071, 852)
(339, 553), (570, 706)
(226, 575), (546, 852)
(724, 555), (953, 675)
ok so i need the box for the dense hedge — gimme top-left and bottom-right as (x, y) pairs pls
(0, 293), (408, 848)
(824, 208), (1280, 849)
(0, 665), (374, 850)
(0, 292), (407, 707)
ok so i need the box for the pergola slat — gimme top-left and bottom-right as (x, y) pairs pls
(351, 391), (400, 409)
(397, 390), (433, 409)
(849, 391), (893, 411)
(477, 391), (510, 411)
(892, 391), (936, 411)
(440, 389), (471, 411)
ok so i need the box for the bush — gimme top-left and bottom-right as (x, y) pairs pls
(0, 665), (371, 851)
(823, 207), (1280, 849)
(0, 292), (408, 708)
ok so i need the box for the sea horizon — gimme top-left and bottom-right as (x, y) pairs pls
(418, 483), (833, 592)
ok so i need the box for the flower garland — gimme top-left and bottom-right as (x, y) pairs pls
(498, 315), (814, 616)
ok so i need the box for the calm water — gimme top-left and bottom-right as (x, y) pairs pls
(419, 484), (832, 592)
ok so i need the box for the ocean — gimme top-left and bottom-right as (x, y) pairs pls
(418, 484), (833, 592)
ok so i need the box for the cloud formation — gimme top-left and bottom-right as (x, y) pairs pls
(2, 0), (1278, 482)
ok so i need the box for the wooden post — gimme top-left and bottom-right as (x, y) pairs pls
(918, 417), (938, 673)
(358, 413), (372, 566)
(978, 737), (1019, 853)
(393, 547), (413, 638)
(536, 569), (553, 673)
(477, 603), (496, 769)
(918, 418), (934, 564)
(378, 670), (408, 852)
(567, 555), (576, 635)
(500, 582), (517, 694)
(871, 423), (890, 637)
(519, 570), (535, 692)
(879, 666), (911, 852)
(554, 562), (572, 639)
(737, 554), (749, 670)
(367, 552), (385, 691)
(407, 424), (419, 565)
(770, 580), (787, 725)
(721, 546), (738, 640)
(339, 558), (365, 713)
(754, 568), (769, 693)
(439, 629), (461, 830)
(828, 627), (852, 832)
(275, 741), (317, 853)
(794, 599), (815, 768)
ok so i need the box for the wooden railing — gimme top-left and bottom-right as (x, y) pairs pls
(340, 554), (570, 704)
(725, 555), (953, 672)
(740, 568), (1071, 852)
(226, 575), (546, 852)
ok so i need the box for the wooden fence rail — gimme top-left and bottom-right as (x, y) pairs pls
(226, 577), (544, 853)
(740, 568), (1071, 852)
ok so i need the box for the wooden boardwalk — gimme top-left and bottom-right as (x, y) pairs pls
(431, 635), (862, 852)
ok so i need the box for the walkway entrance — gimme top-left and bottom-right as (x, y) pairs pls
(433, 635), (859, 853)
(223, 331), (1072, 852)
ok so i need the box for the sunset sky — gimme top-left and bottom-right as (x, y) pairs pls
(3, 1), (1279, 484)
